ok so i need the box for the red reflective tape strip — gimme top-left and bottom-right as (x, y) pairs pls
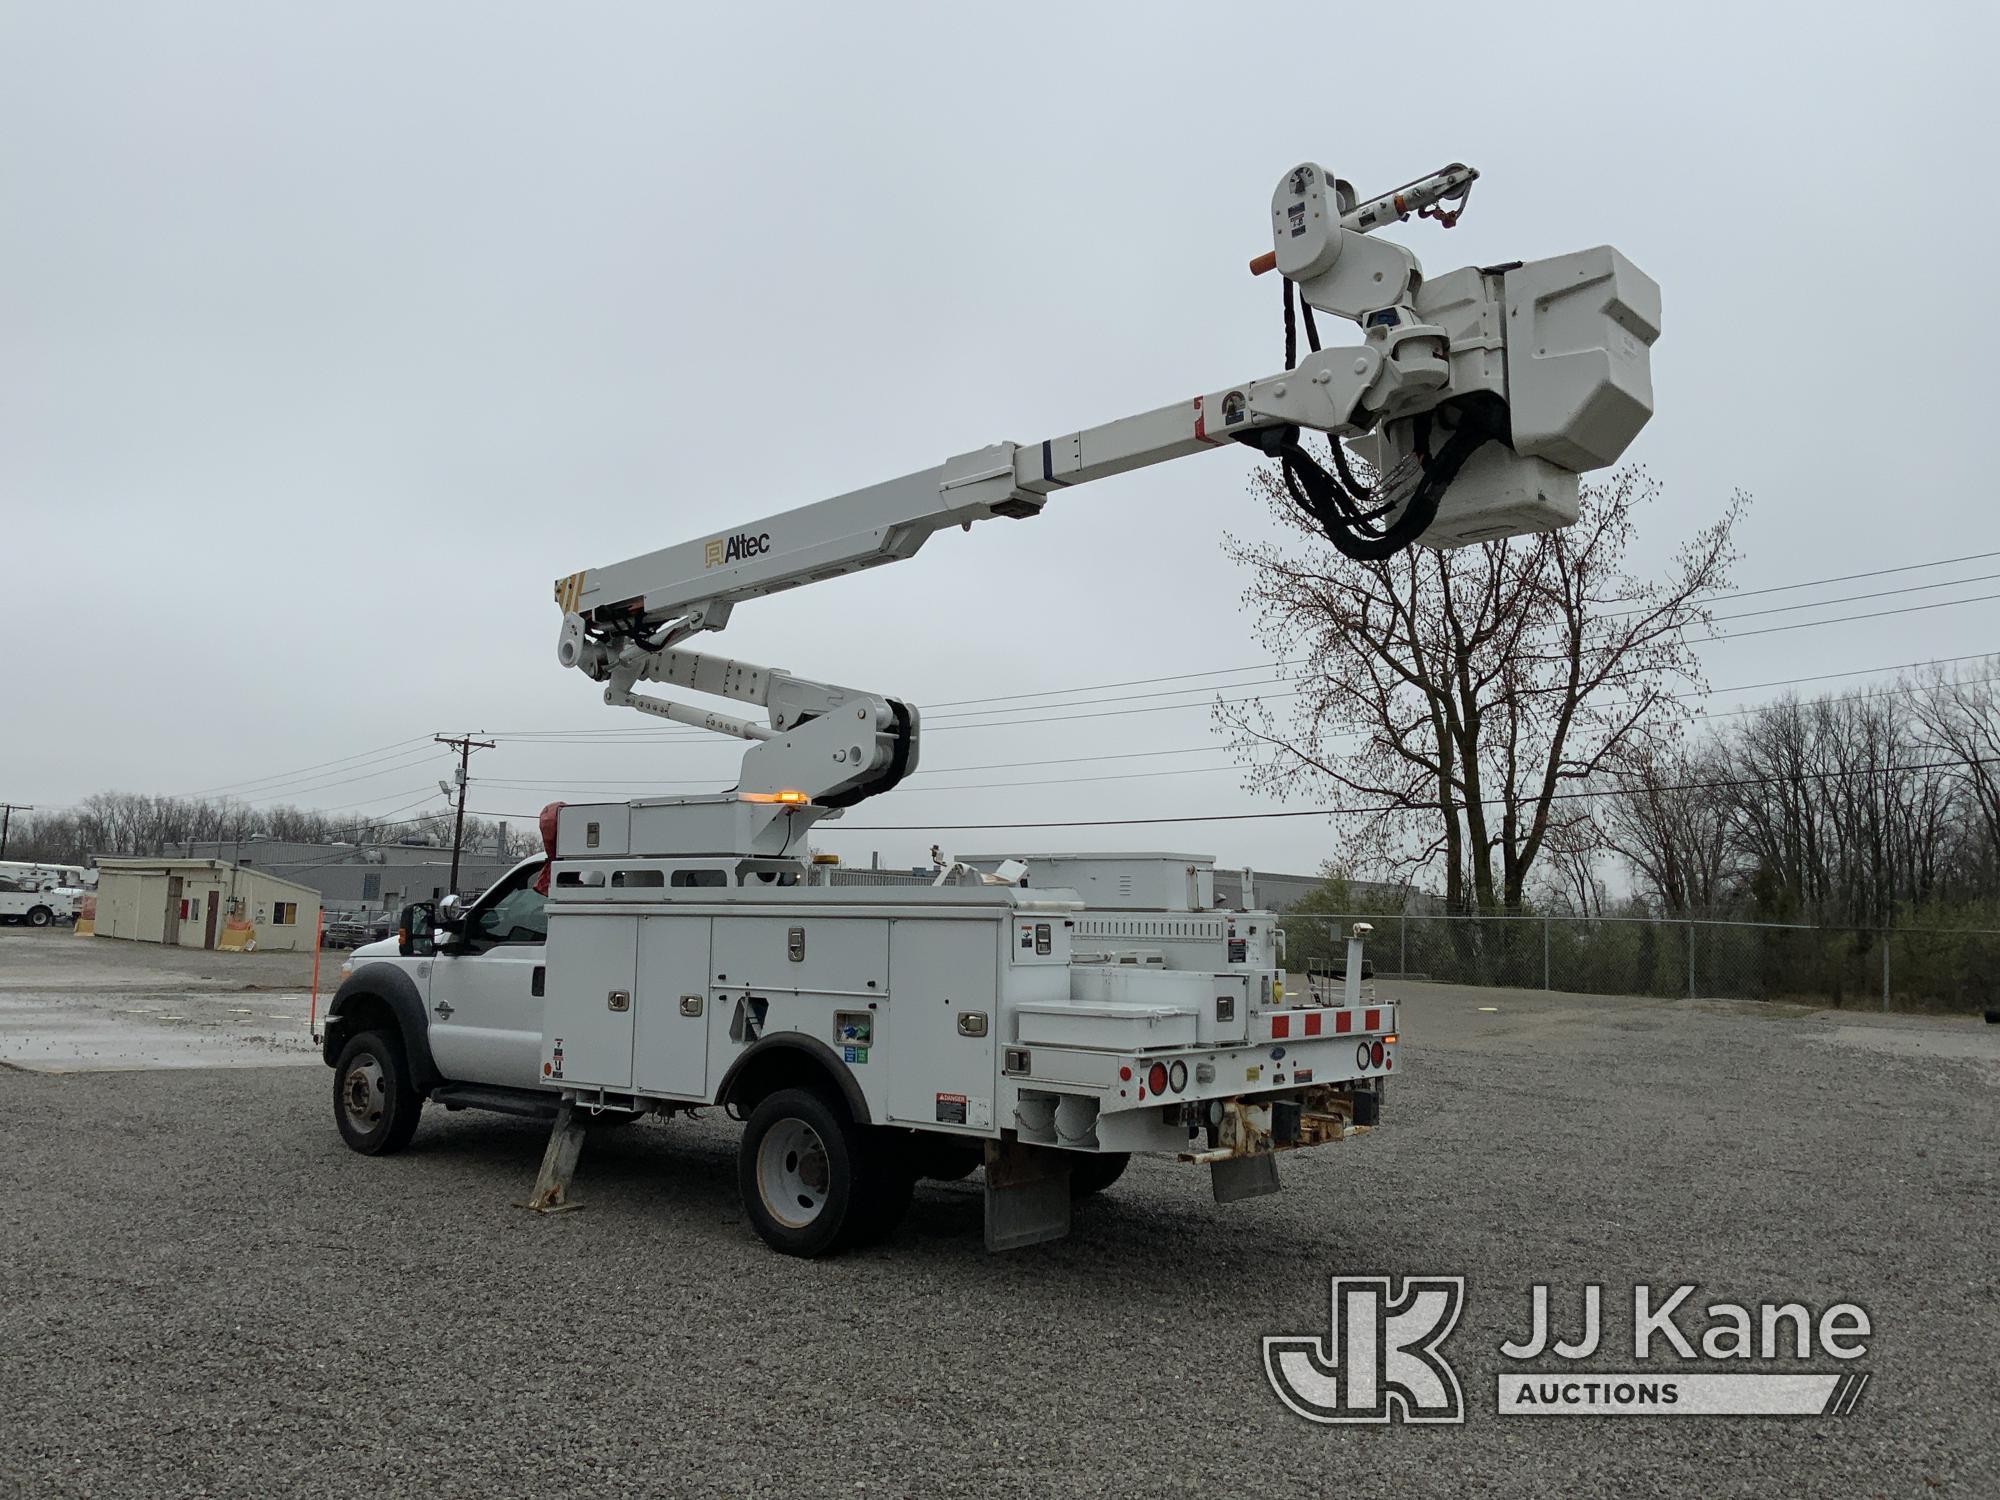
(1304, 1011), (1322, 1036)
(1194, 395), (1214, 443)
(1271, 1014), (1290, 1039)
(1336, 1010), (1352, 1034)
(1365, 1008), (1381, 1031)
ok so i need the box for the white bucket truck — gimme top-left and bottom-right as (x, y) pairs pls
(321, 156), (1655, 1255)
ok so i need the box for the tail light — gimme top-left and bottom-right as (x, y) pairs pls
(1146, 1061), (1169, 1096)
(1168, 1060), (1188, 1093)
(1370, 1041), (1385, 1067)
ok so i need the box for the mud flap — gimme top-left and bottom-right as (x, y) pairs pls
(1211, 1152), (1281, 1203)
(983, 1138), (1072, 1251)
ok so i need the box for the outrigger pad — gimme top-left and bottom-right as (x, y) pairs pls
(1211, 1153), (1280, 1204)
(983, 1139), (1073, 1252)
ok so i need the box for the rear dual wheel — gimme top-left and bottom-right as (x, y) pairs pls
(737, 1088), (912, 1257)
(1069, 1150), (1131, 1198)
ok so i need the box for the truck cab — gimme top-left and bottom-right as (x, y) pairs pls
(323, 855), (555, 1147)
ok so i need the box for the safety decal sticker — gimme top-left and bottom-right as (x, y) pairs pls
(936, 1093), (968, 1125)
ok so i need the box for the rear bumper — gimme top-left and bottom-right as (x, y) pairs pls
(1177, 1082), (1380, 1163)
(1006, 1029), (1396, 1157)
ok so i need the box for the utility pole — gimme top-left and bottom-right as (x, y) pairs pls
(0, 803), (31, 859)
(435, 735), (494, 897)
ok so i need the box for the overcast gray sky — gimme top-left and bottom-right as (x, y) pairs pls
(4, 1), (1995, 873)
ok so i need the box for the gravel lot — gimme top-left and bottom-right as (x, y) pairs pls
(2, 933), (1997, 1498)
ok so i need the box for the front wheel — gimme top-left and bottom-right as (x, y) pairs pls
(332, 1029), (423, 1156)
(27, 906), (52, 928)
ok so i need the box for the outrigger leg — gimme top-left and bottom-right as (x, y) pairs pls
(522, 1093), (588, 1214)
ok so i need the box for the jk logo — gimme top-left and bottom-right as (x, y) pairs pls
(1264, 1276), (1466, 1424)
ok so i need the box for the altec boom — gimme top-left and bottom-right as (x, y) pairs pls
(325, 158), (1657, 1256)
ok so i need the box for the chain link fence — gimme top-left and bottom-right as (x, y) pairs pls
(1278, 911), (2000, 1014)
(809, 865), (2000, 1012)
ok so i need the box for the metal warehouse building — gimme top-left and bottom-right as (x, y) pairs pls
(174, 837), (517, 910)
(92, 858), (322, 952)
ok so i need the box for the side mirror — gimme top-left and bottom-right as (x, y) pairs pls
(398, 901), (436, 958)
(437, 893), (468, 927)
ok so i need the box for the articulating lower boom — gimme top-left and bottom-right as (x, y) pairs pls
(549, 159), (1661, 850)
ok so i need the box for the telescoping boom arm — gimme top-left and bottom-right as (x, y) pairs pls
(550, 159), (1660, 839)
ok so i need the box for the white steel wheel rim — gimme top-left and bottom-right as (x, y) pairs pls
(342, 1055), (387, 1132)
(758, 1117), (833, 1229)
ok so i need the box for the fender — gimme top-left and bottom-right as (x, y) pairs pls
(321, 961), (443, 1092)
(715, 1032), (871, 1125)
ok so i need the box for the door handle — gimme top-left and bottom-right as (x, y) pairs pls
(433, 1000), (454, 1019)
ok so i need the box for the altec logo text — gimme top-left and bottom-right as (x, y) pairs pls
(1265, 1279), (1874, 1424)
(704, 531), (771, 569)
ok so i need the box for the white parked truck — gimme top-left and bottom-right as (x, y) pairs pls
(0, 871), (78, 927)
(321, 157), (1656, 1255)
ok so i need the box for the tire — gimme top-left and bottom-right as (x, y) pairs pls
(737, 1088), (890, 1258)
(843, 1129), (917, 1248)
(1069, 1151), (1131, 1199)
(332, 1028), (424, 1156)
(904, 1133), (982, 1183)
(27, 906), (51, 928)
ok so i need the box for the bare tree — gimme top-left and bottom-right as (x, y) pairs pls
(1534, 814), (1612, 917)
(1596, 741), (1741, 916)
(1911, 659), (2000, 891)
(1221, 466), (1743, 912)
(1727, 686), (1967, 930)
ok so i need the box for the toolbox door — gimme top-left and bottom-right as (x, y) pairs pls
(543, 914), (637, 1090)
(886, 919), (998, 1134)
(633, 915), (713, 1100)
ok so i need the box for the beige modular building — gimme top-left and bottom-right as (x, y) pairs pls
(92, 858), (321, 952)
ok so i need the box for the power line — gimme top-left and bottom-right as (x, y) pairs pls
(486, 547), (2000, 741)
(224, 751), (449, 806)
(812, 754), (2000, 833)
(167, 736), (435, 799)
(111, 544), (2000, 820)
(483, 581), (2000, 748)
(171, 640), (2000, 823)
(477, 674), (2000, 804)
(1706, 588), (2000, 643)
(1703, 569), (2000, 625)
(477, 742), (1243, 790)
(1607, 547), (2000, 617)
(462, 650), (2000, 801)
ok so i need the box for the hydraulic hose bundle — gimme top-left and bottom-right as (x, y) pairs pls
(1255, 277), (1493, 562)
